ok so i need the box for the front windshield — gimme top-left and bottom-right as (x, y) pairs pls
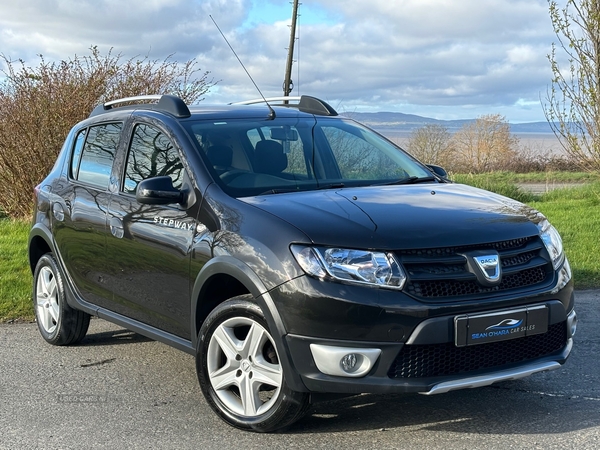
(184, 116), (433, 197)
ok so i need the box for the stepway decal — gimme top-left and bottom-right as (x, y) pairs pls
(154, 217), (194, 231)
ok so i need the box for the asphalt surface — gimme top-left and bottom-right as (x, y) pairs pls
(1, 291), (599, 450)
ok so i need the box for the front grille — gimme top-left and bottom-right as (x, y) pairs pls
(407, 267), (547, 298)
(399, 236), (553, 301)
(399, 237), (532, 256)
(387, 322), (567, 379)
(503, 251), (537, 267)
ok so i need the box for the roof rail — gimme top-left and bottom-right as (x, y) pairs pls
(89, 94), (191, 118)
(232, 95), (338, 116)
(233, 96), (302, 105)
(104, 95), (162, 107)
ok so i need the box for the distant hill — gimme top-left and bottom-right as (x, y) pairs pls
(344, 111), (554, 135)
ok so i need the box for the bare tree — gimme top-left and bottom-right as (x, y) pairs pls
(449, 114), (519, 173)
(544, 0), (600, 169)
(0, 47), (216, 218)
(406, 123), (453, 167)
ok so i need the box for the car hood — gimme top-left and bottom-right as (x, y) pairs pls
(241, 183), (541, 250)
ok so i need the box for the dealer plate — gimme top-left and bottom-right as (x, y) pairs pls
(455, 305), (548, 347)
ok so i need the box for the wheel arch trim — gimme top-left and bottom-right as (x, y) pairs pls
(28, 223), (56, 272)
(191, 256), (287, 345)
(191, 256), (308, 392)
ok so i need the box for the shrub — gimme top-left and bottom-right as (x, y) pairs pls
(406, 123), (453, 167)
(0, 47), (215, 218)
(446, 114), (519, 174)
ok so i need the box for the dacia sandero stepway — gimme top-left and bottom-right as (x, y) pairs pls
(29, 95), (576, 432)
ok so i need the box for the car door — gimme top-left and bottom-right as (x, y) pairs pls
(52, 123), (122, 309)
(105, 121), (197, 338)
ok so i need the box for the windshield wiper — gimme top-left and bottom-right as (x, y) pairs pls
(258, 188), (300, 195)
(377, 176), (436, 186)
(259, 182), (345, 195)
(317, 182), (345, 190)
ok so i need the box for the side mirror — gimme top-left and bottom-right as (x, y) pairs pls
(426, 164), (449, 181)
(136, 176), (184, 205)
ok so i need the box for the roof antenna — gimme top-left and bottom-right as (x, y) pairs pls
(210, 15), (276, 120)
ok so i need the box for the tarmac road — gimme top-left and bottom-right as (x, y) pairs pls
(1, 291), (599, 450)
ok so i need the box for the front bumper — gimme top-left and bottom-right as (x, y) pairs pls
(285, 310), (574, 394)
(273, 271), (575, 394)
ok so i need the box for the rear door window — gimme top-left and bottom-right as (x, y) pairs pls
(75, 123), (122, 189)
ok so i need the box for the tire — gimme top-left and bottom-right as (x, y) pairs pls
(196, 295), (309, 432)
(33, 253), (90, 345)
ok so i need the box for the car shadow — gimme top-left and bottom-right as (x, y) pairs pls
(79, 327), (153, 347)
(286, 378), (600, 436)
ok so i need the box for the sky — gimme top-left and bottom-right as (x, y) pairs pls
(0, 0), (567, 123)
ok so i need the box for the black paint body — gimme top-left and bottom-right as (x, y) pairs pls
(29, 101), (574, 395)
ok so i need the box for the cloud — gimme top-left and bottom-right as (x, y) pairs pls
(0, 0), (246, 59)
(0, 0), (560, 122)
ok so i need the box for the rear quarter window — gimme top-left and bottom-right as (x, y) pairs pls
(70, 129), (86, 179)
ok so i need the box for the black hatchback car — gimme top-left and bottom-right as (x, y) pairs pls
(29, 94), (576, 432)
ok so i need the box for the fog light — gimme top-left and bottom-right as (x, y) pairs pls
(310, 344), (381, 378)
(341, 353), (358, 373)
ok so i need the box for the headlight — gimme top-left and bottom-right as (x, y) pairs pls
(291, 245), (407, 290)
(538, 219), (565, 269)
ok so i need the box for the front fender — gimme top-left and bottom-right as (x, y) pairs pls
(190, 255), (308, 392)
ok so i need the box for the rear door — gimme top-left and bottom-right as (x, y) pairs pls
(52, 123), (122, 309)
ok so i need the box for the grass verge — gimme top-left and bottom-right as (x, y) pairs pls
(0, 220), (32, 322)
(453, 171), (599, 184)
(452, 173), (537, 203)
(529, 183), (600, 289)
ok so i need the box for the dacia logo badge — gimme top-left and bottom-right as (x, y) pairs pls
(463, 251), (502, 287)
(474, 255), (500, 282)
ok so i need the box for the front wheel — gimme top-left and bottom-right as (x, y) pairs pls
(33, 253), (90, 345)
(196, 295), (309, 432)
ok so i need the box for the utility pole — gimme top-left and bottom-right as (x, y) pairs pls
(283, 0), (299, 98)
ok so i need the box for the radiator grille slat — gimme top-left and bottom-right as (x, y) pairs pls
(388, 322), (567, 379)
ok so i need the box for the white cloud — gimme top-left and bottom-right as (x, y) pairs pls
(0, 0), (562, 122)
